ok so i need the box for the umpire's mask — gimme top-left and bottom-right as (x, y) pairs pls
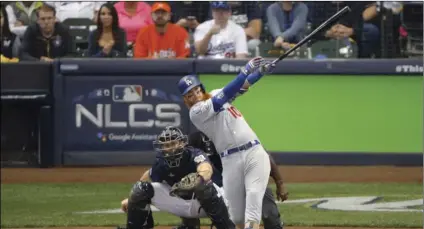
(153, 126), (188, 168)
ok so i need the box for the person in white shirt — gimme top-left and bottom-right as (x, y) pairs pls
(45, 1), (105, 23)
(5, 1), (43, 38)
(194, 1), (248, 59)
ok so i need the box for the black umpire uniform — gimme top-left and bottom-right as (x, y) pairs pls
(188, 131), (283, 229)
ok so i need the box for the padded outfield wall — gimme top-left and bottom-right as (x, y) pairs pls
(50, 59), (423, 166)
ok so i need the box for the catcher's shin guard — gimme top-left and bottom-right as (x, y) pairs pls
(126, 207), (154, 229)
(194, 182), (236, 229)
(126, 181), (155, 229)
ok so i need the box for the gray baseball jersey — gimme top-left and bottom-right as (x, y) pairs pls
(189, 89), (259, 153)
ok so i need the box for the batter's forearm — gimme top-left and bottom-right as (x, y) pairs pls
(140, 170), (151, 182)
(195, 32), (213, 55)
(241, 80), (251, 90)
(268, 153), (284, 184)
(197, 162), (213, 181)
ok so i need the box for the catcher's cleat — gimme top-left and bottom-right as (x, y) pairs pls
(173, 225), (200, 229)
(173, 217), (200, 229)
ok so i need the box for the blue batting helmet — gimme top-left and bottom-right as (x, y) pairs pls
(177, 75), (205, 95)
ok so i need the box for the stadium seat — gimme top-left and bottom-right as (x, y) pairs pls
(62, 18), (96, 56)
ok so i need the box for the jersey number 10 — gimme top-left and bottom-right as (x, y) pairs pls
(227, 106), (242, 118)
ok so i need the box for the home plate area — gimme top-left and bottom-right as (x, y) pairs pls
(77, 196), (423, 214)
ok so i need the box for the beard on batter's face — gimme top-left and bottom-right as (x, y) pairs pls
(183, 86), (211, 109)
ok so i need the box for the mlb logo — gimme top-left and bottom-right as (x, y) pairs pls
(112, 85), (143, 102)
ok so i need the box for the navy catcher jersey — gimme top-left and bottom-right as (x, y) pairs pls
(149, 146), (223, 187)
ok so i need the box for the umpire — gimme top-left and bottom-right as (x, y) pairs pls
(175, 131), (288, 229)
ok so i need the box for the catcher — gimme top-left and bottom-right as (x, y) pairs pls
(120, 126), (235, 229)
(173, 131), (288, 229)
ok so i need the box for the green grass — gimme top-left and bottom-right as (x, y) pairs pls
(1, 183), (422, 228)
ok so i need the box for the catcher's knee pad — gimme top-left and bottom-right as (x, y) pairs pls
(194, 182), (236, 229)
(127, 181), (155, 229)
(262, 187), (282, 229)
(129, 181), (154, 208)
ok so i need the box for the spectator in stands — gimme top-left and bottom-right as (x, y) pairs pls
(134, 2), (190, 58)
(170, 2), (210, 31)
(20, 4), (73, 61)
(266, 1), (308, 49)
(322, 3), (365, 57)
(114, 1), (153, 44)
(47, 2), (105, 23)
(1, 6), (21, 62)
(362, 2), (381, 58)
(205, 1), (263, 56)
(194, 1), (248, 59)
(5, 1), (43, 38)
(86, 3), (127, 58)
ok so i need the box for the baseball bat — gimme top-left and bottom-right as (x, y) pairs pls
(272, 6), (352, 65)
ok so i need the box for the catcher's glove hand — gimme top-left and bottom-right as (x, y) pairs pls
(170, 172), (204, 198)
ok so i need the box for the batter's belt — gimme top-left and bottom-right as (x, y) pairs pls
(220, 140), (260, 158)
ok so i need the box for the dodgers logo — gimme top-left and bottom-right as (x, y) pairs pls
(184, 79), (193, 86)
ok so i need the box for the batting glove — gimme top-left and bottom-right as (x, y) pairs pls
(242, 56), (265, 75)
(259, 61), (276, 75)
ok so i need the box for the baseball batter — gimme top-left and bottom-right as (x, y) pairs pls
(120, 127), (235, 229)
(177, 57), (276, 229)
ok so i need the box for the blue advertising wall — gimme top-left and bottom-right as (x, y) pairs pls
(54, 59), (194, 165)
(50, 58), (423, 166)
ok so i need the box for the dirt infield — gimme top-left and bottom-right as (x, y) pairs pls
(1, 165), (422, 184)
(3, 165), (422, 229)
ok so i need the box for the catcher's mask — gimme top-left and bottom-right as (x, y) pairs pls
(153, 126), (188, 168)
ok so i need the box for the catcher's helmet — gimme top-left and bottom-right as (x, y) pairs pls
(177, 75), (205, 96)
(153, 126), (188, 168)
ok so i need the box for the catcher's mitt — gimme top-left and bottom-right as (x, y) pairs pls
(170, 172), (204, 199)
